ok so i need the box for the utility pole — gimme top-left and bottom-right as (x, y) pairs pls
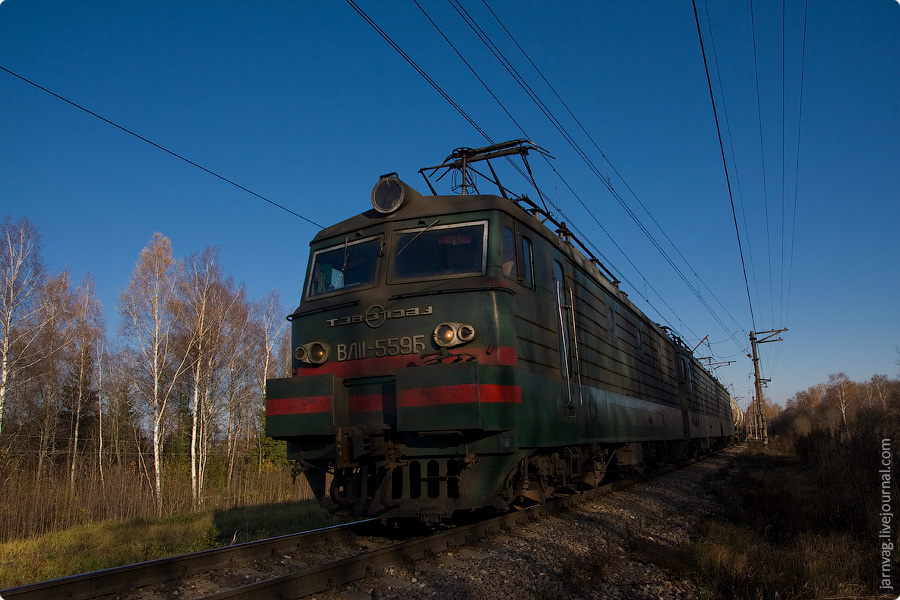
(749, 329), (787, 445)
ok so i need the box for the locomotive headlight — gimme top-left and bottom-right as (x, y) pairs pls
(433, 322), (477, 348)
(435, 324), (456, 346)
(457, 325), (475, 343)
(309, 342), (328, 364)
(295, 341), (330, 365)
(371, 173), (422, 214)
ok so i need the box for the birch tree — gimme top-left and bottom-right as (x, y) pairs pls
(249, 291), (286, 472)
(180, 246), (243, 508)
(827, 373), (854, 438)
(66, 274), (104, 490)
(870, 374), (890, 411)
(219, 289), (254, 489)
(254, 291), (286, 395)
(0, 216), (46, 440)
(118, 233), (190, 516)
(32, 271), (74, 479)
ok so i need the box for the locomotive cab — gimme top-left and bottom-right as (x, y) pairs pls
(266, 175), (529, 520)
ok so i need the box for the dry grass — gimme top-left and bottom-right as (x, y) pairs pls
(0, 461), (312, 543)
(689, 440), (877, 599)
(694, 521), (867, 599)
(0, 498), (340, 590)
(0, 455), (337, 590)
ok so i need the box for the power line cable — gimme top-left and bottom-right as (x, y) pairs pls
(414, 0), (708, 342)
(748, 0), (777, 327)
(0, 65), (325, 229)
(349, 1), (751, 362)
(411, 0), (692, 338)
(690, 0), (757, 332)
(345, 0), (495, 147)
(699, 0), (764, 330)
(778, 0), (787, 322)
(483, 0), (749, 342)
(452, 0), (746, 351)
(482, 0), (740, 327)
(784, 0), (808, 327)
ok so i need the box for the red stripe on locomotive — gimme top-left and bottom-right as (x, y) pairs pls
(398, 384), (522, 407)
(266, 395), (332, 415)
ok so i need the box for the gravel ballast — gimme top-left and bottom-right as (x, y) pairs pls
(317, 447), (740, 600)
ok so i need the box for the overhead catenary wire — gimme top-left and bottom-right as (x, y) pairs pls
(748, 0), (778, 328)
(690, 0), (758, 333)
(699, 0), (765, 332)
(481, 0), (748, 345)
(695, 1), (807, 394)
(409, 0), (706, 343)
(350, 0), (755, 361)
(784, 0), (808, 331)
(445, 0), (748, 353)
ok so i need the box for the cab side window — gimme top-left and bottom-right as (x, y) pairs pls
(501, 226), (534, 290)
(502, 228), (516, 279)
(521, 236), (534, 290)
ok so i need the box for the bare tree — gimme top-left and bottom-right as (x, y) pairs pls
(179, 246), (245, 508)
(31, 271), (75, 479)
(67, 274), (104, 490)
(250, 291), (286, 473)
(0, 216), (46, 441)
(219, 289), (255, 490)
(827, 373), (855, 438)
(118, 233), (190, 516)
(96, 337), (106, 486)
(254, 291), (286, 395)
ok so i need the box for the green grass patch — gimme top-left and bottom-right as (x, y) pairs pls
(0, 499), (342, 590)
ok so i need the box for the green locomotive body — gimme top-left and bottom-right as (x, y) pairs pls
(266, 142), (735, 521)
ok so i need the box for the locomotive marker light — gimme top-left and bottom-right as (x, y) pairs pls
(433, 322), (477, 347)
(371, 173), (422, 214)
(295, 341), (330, 365)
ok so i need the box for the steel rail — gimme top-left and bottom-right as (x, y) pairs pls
(1, 452), (733, 600)
(198, 463), (683, 599)
(0, 519), (378, 600)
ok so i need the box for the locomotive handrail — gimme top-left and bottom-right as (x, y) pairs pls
(513, 194), (621, 287)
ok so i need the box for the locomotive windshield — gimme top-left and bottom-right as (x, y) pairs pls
(392, 221), (487, 280)
(307, 237), (381, 298)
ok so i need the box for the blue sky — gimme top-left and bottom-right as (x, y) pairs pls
(1, 1), (898, 409)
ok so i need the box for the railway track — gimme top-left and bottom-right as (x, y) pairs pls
(0, 519), (384, 600)
(0, 450), (737, 600)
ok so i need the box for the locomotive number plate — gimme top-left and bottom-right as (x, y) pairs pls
(336, 335), (427, 362)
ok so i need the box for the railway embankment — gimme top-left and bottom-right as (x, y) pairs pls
(308, 448), (736, 600)
(3, 442), (880, 599)
(313, 442), (873, 600)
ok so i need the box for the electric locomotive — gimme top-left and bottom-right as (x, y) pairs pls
(266, 140), (735, 521)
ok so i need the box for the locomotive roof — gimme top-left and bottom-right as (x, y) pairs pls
(311, 192), (513, 241)
(311, 188), (636, 321)
(309, 184), (728, 395)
